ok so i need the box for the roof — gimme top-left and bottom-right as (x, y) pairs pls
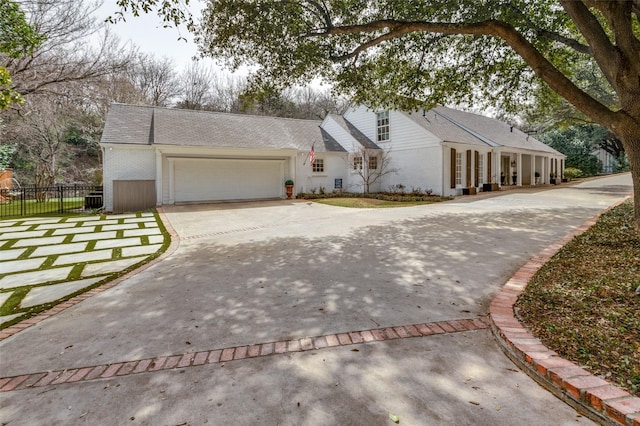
(100, 104), (345, 153)
(405, 106), (563, 155)
(326, 114), (381, 150)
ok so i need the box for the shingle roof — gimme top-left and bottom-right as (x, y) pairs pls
(326, 114), (381, 150)
(405, 106), (563, 155)
(100, 104), (345, 153)
(100, 104), (154, 145)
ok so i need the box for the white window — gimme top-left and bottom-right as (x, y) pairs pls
(312, 158), (324, 173)
(376, 111), (390, 142)
(455, 152), (462, 186)
(478, 154), (484, 185)
(353, 156), (363, 170)
(368, 155), (378, 170)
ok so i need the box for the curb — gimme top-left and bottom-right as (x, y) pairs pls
(489, 195), (640, 426)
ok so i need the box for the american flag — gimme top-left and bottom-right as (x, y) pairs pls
(309, 145), (315, 164)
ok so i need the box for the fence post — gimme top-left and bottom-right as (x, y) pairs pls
(21, 187), (25, 216)
(58, 185), (64, 213)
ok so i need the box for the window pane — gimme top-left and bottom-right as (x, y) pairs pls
(376, 111), (389, 142)
(455, 152), (462, 186)
(369, 156), (378, 170)
(312, 158), (324, 173)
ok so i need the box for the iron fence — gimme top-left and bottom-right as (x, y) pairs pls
(0, 185), (103, 219)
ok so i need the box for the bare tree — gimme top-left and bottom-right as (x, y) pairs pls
(348, 146), (397, 193)
(206, 72), (246, 113)
(3, 0), (135, 101)
(176, 61), (213, 110)
(131, 53), (180, 106)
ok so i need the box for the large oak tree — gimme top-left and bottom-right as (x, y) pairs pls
(114, 0), (640, 229)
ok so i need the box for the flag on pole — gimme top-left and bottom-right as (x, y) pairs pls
(309, 145), (315, 165)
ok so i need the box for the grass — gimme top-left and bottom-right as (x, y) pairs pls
(0, 197), (85, 219)
(0, 211), (171, 330)
(314, 197), (441, 208)
(516, 199), (639, 396)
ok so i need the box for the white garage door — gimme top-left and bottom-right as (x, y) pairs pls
(173, 158), (284, 202)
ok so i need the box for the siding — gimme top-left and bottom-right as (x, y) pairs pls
(296, 152), (348, 194)
(103, 146), (156, 211)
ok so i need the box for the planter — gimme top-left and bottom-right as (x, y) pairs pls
(285, 185), (294, 199)
(483, 183), (499, 192)
(511, 175), (517, 185)
(550, 178), (557, 185)
(462, 187), (477, 195)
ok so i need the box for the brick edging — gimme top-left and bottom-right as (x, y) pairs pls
(0, 317), (489, 393)
(489, 195), (640, 426)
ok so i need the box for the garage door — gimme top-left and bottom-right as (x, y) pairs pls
(173, 158), (284, 202)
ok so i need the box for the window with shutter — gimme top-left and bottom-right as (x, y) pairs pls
(450, 148), (456, 188)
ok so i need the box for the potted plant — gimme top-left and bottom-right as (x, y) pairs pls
(500, 171), (505, 185)
(511, 172), (517, 185)
(534, 171), (541, 184)
(284, 179), (294, 199)
(550, 172), (557, 185)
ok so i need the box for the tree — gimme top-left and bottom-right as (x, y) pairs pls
(348, 146), (397, 193)
(176, 61), (213, 110)
(540, 125), (602, 176)
(3, 0), (134, 102)
(131, 53), (180, 106)
(0, 0), (44, 109)
(113, 0), (640, 229)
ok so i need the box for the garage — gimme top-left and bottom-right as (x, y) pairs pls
(171, 158), (285, 203)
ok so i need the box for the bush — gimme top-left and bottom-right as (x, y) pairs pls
(563, 167), (582, 180)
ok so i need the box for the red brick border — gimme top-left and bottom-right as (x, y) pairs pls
(0, 316), (488, 393)
(489, 195), (640, 426)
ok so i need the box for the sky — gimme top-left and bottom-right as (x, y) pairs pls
(95, 0), (230, 74)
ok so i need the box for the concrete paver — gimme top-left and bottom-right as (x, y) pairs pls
(12, 235), (66, 247)
(0, 174), (632, 425)
(0, 248), (26, 261)
(20, 276), (107, 308)
(0, 212), (167, 329)
(80, 256), (147, 276)
(0, 258), (46, 274)
(72, 231), (117, 241)
(0, 266), (74, 289)
(53, 249), (114, 266)
(94, 237), (143, 249)
(31, 241), (88, 257)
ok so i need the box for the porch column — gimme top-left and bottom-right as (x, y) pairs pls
(496, 151), (503, 187)
(155, 150), (162, 206)
(531, 155), (536, 185)
(517, 153), (522, 186)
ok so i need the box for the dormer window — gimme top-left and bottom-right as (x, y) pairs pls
(376, 111), (390, 142)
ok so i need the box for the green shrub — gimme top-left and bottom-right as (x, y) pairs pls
(564, 167), (582, 180)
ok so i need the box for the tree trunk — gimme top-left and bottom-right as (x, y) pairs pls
(623, 134), (640, 231)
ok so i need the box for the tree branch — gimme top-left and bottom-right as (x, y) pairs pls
(317, 18), (617, 126)
(559, 1), (620, 89)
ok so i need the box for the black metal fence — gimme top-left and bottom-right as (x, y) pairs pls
(0, 185), (103, 219)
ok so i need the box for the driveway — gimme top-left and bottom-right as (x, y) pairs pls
(0, 174), (632, 425)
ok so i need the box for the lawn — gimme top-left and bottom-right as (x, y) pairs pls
(0, 197), (85, 219)
(516, 199), (639, 396)
(314, 197), (441, 208)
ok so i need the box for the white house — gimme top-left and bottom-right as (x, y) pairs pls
(100, 103), (565, 212)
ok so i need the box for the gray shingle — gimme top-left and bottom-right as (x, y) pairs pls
(100, 104), (347, 153)
(327, 114), (381, 150)
(100, 104), (154, 145)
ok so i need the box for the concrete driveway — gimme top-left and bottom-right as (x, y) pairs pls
(0, 174), (632, 425)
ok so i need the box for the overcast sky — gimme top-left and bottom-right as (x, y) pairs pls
(96, 0), (225, 73)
